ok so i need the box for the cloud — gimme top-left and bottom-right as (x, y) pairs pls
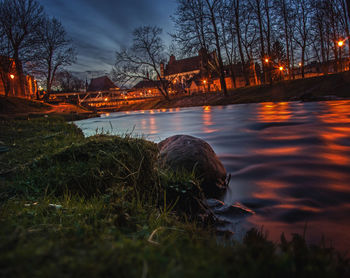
(38, 0), (176, 75)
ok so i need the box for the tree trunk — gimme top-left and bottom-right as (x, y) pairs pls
(13, 51), (25, 97)
(301, 47), (305, 78)
(346, 0), (350, 24)
(264, 0), (272, 84)
(282, 0), (291, 80)
(256, 0), (266, 84)
(230, 65), (237, 88)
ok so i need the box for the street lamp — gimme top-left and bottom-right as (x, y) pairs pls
(10, 74), (15, 79)
(265, 58), (269, 63)
(279, 66), (284, 71)
(338, 40), (344, 72)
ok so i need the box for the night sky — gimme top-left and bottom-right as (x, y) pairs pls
(37, 0), (177, 77)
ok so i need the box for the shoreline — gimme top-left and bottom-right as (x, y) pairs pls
(1, 72), (350, 120)
(109, 72), (350, 113)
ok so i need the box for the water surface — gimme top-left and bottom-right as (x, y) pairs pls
(76, 100), (350, 251)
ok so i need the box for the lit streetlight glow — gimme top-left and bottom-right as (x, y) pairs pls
(279, 66), (284, 71)
(338, 40), (344, 47)
(265, 58), (269, 63)
(203, 79), (207, 84)
(10, 74), (15, 79)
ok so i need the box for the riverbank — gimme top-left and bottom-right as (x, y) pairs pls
(0, 95), (97, 121)
(113, 71), (350, 112)
(0, 117), (349, 277)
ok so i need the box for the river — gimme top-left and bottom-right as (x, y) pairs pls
(75, 100), (350, 252)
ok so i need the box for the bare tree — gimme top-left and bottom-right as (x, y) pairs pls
(204, 0), (228, 95)
(32, 17), (76, 93)
(0, 0), (43, 97)
(55, 70), (84, 92)
(293, 0), (311, 78)
(232, 0), (250, 86)
(218, 0), (238, 88)
(274, 0), (295, 79)
(113, 26), (170, 100)
(171, 0), (213, 55)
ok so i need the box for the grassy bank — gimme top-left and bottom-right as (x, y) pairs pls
(114, 71), (350, 112)
(0, 117), (349, 277)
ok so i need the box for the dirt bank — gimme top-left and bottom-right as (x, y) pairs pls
(0, 96), (97, 120)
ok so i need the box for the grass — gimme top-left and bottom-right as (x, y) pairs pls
(0, 117), (349, 277)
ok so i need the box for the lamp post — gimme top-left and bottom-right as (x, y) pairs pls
(264, 58), (271, 84)
(338, 40), (344, 72)
(279, 66), (284, 80)
(9, 74), (15, 96)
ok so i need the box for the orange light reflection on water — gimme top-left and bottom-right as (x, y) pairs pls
(202, 106), (218, 133)
(257, 102), (291, 122)
(255, 146), (302, 156)
(318, 102), (350, 166)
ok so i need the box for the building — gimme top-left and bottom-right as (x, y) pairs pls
(130, 80), (164, 97)
(87, 76), (119, 92)
(0, 56), (37, 98)
(129, 49), (259, 97)
(160, 49), (257, 94)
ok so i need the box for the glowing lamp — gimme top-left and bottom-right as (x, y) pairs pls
(279, 66), (284, 71)
(265, 58), (269, 63)
(10, 74), (15, 79)
(104, 98), (108, 101)
(338, 41), (344, 47)
(203, 80), (207, 84)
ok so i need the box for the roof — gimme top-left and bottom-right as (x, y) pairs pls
(88, 76), (117, 91)
(164, 56), (201, 76)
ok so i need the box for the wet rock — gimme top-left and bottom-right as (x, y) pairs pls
(205, 199), (254, 221)
(158, 135), (227, 198)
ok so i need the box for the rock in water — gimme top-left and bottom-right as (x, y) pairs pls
(158, 135), (227, 198)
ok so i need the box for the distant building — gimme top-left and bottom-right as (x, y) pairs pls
(130, 49), (260, 97)
(87, 76), (119, 92)
(130, 80), (164, 97)
(163, 49), (258, 93)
